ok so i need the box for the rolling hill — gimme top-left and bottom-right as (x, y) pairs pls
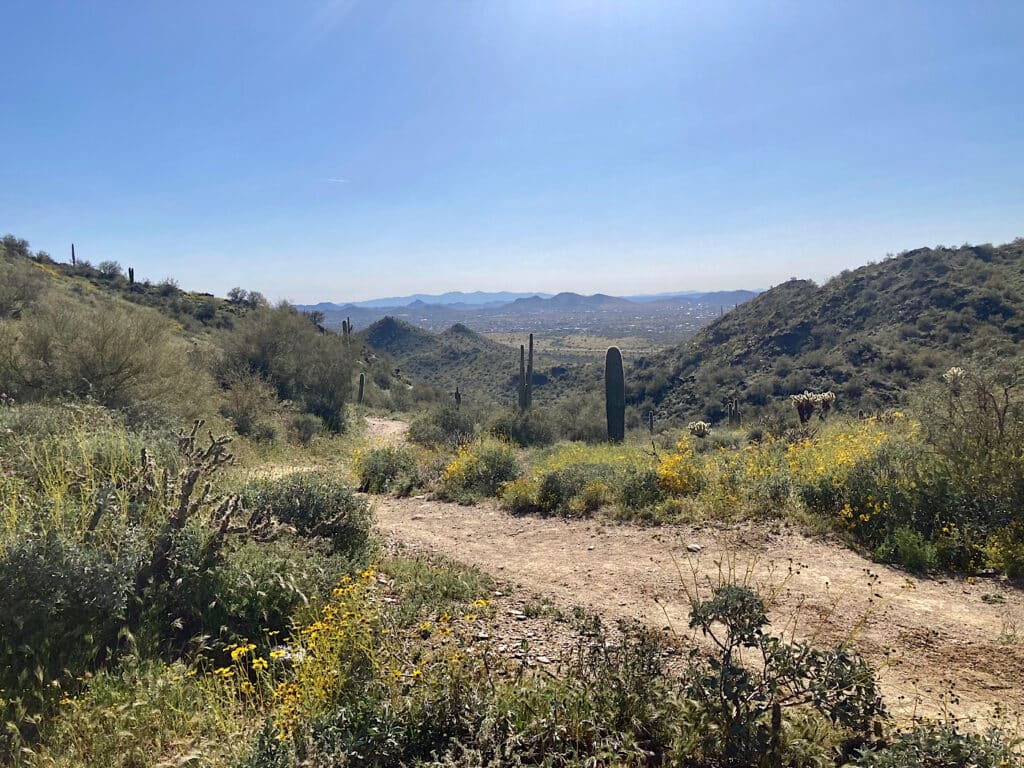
(630, 239), (1024, 421)
(360, 317), (597, 407)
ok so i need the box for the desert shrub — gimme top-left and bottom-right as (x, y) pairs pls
(289, 413), (322, 446)
(0, 256), (46, 319)
(0, 531), (143, 746)
(486, 408), (554, 447)
(439, 439), (520, 502)
(26, 659), (247, 768)
(919, 366), (1024, 520)
(218, 305), (355, 431)
(408, 404), (475, 448)
(547, 392), (607, 443)
(685, 584), (884, 765)
(143, 530), (341, 654)
(616, 467), (665, 512)
(0, 296), (215, 421)
(380, 555), (495, 626)
(498, 476), (543, 515)
(854, 721), (1021, 767)
(535, 463), (616, 516)
(239, 472), (372, 559)
(355, 445), (422, 496)
(986, 521), (1024, 581)
(873, 527), (938, 573)
(220, 371), (279, 439)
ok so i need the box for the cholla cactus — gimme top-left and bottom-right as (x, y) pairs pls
(943, 366), (967, 396)
(791, 391), (836, 423)
(791, 392), (816, 424)
(688, 420), (712, 438)
(817, 391), (836, 419)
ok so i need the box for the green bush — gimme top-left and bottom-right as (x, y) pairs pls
(290, 413), (322, 446)
(144, 530), (342, 654)
(356, 445), (421, 496)
(874, 527), (938, 574)
(439, 440), (520, 502)
(408, 405), (475, 448)
(218, 305), (355, 431)
(0, 531), (142, 747)
(535, 463), (616, 516)
(487, 408), (554, 447)
(220, 371), (279, 439)
(616, 467), (665, 512)
(356, 444), (419, 499)
(239, 472), (372, 558)
(686, 583), (884, 764)
(0, 296), (215, 422)
(854, 722), (1021, 767)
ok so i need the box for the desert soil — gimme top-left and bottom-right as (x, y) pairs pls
(363, 418), (1024, 725)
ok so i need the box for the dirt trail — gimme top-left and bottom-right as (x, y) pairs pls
(364, 417), (410, 444)
(374, 495), (1024, 724)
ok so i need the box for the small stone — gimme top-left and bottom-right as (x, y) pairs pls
(687, 543), (703, 553)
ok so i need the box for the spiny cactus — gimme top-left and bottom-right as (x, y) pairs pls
(128, 267), (135, 285)
(518, 345), (527, 412)
(688, 420), (712, 438)
(454, 386), (462, 410)
(943, 366), (967, 396)
(341, 318), (354, 341)
(526, 333), (534, 408)
(791, 391), (836, 424)
(727, 398), (741, 428)
(71, 243), (76, 266)
(357, 372), (365, 404)
(605, 346), (625, 443)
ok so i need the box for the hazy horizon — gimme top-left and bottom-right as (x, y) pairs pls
(5, 2), (1023, 302)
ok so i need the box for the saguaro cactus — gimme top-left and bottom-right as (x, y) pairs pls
(71, 243), (76, 266)
(605, 346), (625, 443)
(727, 398), (741, 428)
(357, 372), (365, 404)
(128, 267), (135, 285)
(518, 345), (527, 412)
(526, 333), (534, 408)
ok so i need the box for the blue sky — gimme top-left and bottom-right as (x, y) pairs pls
(3, 1), (1023, 302)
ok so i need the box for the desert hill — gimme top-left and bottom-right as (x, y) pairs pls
(630, 239), (1024, 421)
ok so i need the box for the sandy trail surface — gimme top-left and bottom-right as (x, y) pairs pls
(374, 494), (1024, 724)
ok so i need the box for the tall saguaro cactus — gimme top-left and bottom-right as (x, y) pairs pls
(518, 345), (528, 412)
(357, 372), (365, 404)
(71, 243), (76, 266)
(605, 347), (625, 443)
(526, 333), (534, 408)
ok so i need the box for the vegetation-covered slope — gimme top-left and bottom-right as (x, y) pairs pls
(631, 239), (1024, 420)
(361, 317), (599, 408)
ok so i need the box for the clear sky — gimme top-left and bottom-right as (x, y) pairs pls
(3, 1), (1023, 302)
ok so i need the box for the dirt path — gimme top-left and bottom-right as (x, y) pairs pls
(364, 416), (410, 444)
(373, 494), (1024, 725)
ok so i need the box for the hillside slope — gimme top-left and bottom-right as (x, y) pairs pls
(360, 317), (597, 407)
(631, 240), (1024, 420)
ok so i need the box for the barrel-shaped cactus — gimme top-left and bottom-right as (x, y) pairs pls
(605, 347), (625, 443)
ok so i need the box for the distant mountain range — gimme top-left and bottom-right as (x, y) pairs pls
(300, 289), (758, 314)
(297, 289), (761, 345)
